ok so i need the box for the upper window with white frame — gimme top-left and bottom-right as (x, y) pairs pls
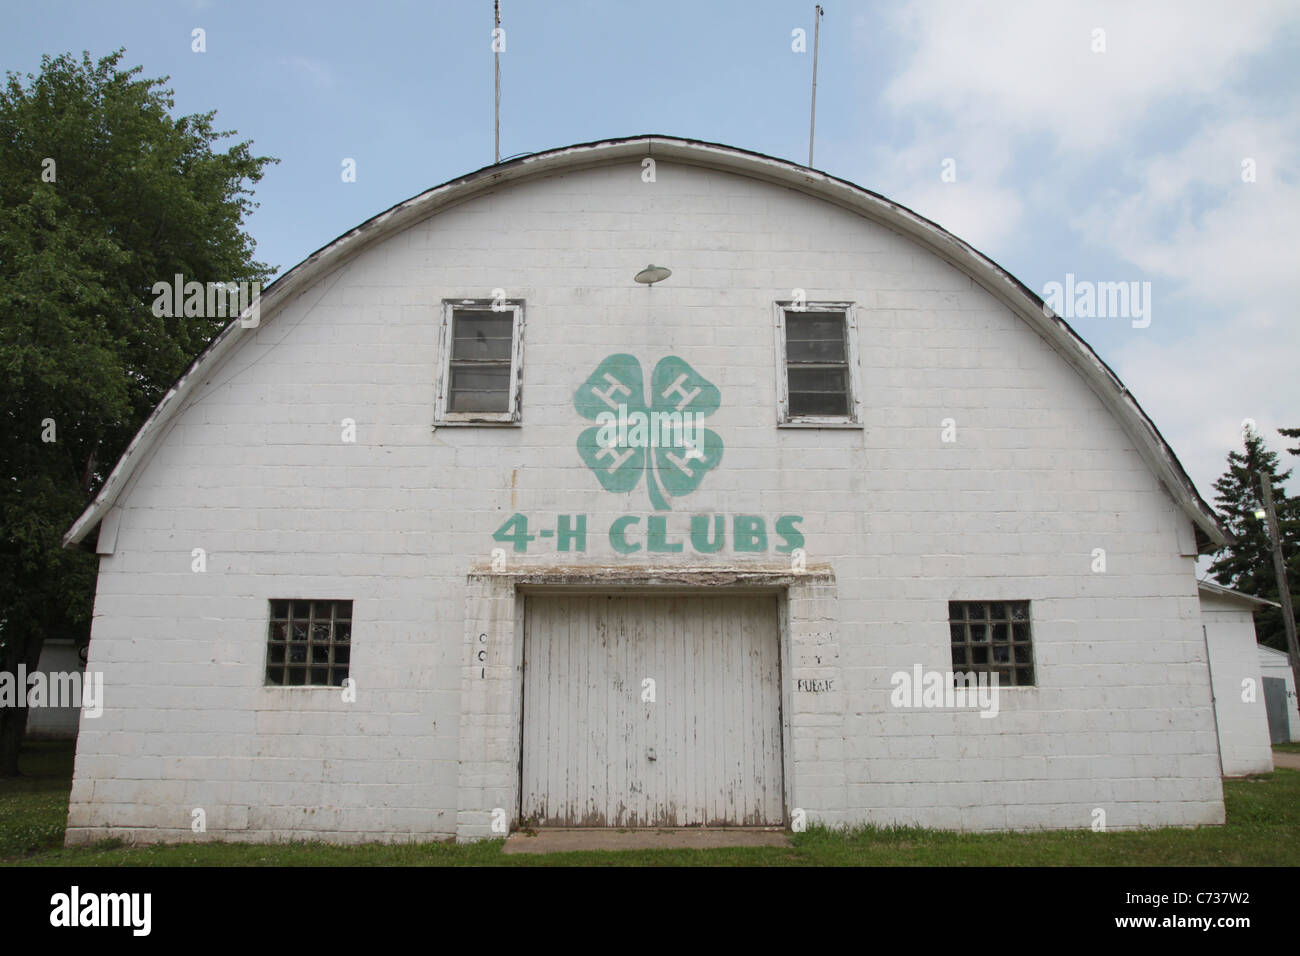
(774, 301), (862, 426)
(435, 299), (525, 424)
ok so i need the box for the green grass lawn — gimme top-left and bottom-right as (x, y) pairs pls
(3, 739), (1298, 866)
(0, 739), (76, 862)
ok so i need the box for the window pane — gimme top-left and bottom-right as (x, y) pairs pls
(452, 311), (514, 361)
(787, 367), (848, 416)
(946, 600), (1034, 686)
(449, 365), (510, 412)
(947, 600), (1035, 686)
(785, 313), (846, 363)
(268, 599), (353, 687)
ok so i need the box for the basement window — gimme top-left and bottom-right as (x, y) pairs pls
(435, 299), (525, 425)
(265, 600), (352, 687)
(948, 600), (1035, 687)
(774, 302), (862, 426)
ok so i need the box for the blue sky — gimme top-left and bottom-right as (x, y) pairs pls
(4, 0), (1298, 504)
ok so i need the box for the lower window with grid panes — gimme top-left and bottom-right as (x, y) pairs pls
(948, 600), (1035, 686)
(265, 599), (352, 687)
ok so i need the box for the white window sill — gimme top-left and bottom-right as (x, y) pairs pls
(777, 420), (864, 429)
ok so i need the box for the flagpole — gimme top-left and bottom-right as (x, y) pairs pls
(494, 1), (502, 164)
(808, 4), (823, 168)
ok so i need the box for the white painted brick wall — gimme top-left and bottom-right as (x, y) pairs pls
(67, 160), (1223, 845)
(1201, 595), (1274, 775)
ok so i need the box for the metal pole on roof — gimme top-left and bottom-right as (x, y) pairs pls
(808, 5), (823, 168)
(494, 0), (502, 164)
(1258, 471), (1300, 705)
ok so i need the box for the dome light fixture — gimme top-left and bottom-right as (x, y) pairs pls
(634, 264), (672, 285)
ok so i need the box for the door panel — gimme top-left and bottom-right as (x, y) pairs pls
(520, 594), (784, 826)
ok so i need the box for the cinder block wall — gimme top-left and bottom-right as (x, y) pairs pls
(1201, 595), (1274, 775)
(66, 160), (1222, 844)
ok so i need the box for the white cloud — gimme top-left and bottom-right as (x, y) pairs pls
(1072, 116), (1300, 315)
(878, 0), (1291, 152)
(857, 125), (1025, 248)
(1071, 112), (1300, 498)
(894, 179), (1026, 252)
(1112, 318), (1300, 502)
(853, 0), (1300, 504)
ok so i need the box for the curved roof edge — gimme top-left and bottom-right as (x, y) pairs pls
(63, 134), (1228, 549)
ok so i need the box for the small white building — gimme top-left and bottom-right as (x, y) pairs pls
(62, 136), (1237, 844)
(1258, 644), (1299, 743)
(1196, 581), (1276, 775)
(23, 639), (86, 739)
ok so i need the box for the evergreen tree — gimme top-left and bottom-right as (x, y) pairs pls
(1207, 426), (1300, 650)
(1280, 426), (1300, 457)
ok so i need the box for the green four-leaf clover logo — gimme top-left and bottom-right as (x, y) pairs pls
(575, 354), (724, 510)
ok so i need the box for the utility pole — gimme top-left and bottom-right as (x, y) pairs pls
(808, 5), (823, 168)
(494, 1), (502, 164)
(1258, 470), (1300, 703)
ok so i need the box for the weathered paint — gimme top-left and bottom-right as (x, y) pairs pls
(520, 594), (784, 827)
(1198, 587), (1275, 775)
(63, 136), (1226, 550)
(1258, 644), (1300, 743)
(60, 141), (1230, 846)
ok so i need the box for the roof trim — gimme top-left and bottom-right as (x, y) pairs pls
(1198, 580), (1281, 610)
(63, 134), (1229, 548)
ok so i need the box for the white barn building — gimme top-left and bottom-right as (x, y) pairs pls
(23, 639), (86, 739)
(1196, 581), (1276, 775)
(1258, 644), (1299, 744)
(63, 136), (1237, 844)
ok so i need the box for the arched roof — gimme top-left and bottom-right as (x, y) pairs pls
(63, 134), (1227, 549)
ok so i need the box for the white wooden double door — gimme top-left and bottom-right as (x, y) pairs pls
(520, 594), (785, 827)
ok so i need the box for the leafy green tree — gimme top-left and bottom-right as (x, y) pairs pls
(0, 50), (276, 774)
(1207, 426), (1300, 651)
